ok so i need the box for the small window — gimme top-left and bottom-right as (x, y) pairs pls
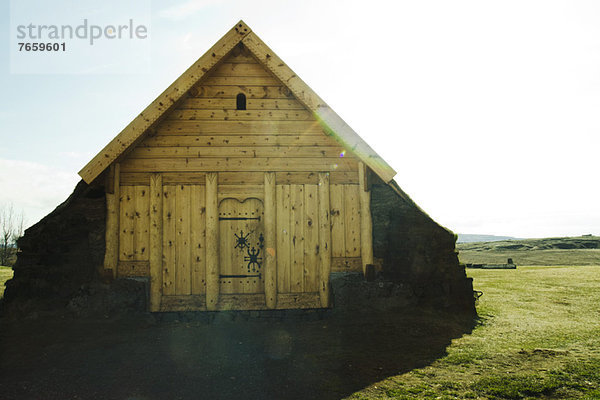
(236, 93), (246, 110)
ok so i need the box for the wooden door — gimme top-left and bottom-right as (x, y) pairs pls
(218, 198), (265, 294)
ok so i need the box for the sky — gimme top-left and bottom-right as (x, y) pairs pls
(0, 0), (599, 238)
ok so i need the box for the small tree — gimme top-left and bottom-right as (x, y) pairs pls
(0, 204), (24, 267)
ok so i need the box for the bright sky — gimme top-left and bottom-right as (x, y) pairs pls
(1, 0), (599, 238)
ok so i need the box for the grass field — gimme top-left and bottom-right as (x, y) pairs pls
(1, 249), (599, 398)
(458, 249), (600, 266)
(0, 266), (13, 299)
(457, 236), (600, 266)
(348, 265), (600, 399)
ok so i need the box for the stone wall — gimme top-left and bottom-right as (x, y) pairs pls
(371, 181), (475, 311)
(3, 181), (108, 314)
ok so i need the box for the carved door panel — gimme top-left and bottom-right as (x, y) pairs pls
(218, 198), (265, 294)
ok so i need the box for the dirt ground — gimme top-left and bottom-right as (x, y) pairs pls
(0, 308), (474, 400)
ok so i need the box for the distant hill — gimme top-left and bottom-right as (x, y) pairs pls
(457, 235), (600, 266)
(457, 234), (518, 243)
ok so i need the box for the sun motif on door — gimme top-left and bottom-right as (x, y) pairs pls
(218, 198), (265, 294)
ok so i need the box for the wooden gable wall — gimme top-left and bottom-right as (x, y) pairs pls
(107, 44), (372, 311)
(119, 44), (359, 182)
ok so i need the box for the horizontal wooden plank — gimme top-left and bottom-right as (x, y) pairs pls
(218, 184), (263, 196)
(128, 146), (345, 159)
(119, 172), (286, 186)
(141, 135), (337, 147)
(331, 257), (362, 272)
(160, 295), (206, 312)
(120, 172), (207, 185)
(120, 173), (150, 186)
(166, 109), (313, 121)
(210, 63), (272, 77)
(200, 76), (281, 86)
(158, 293), (322, 311)
(179, 98), (305, 110)
(155, 120), (323, 134)
(189, 85), (294, 99)
(222, 53), (258, 64)
(119, 176), (355, 190)
(331, 172), (359, 184)
(219, 172), (263, 184)
(275, 171), (358, 185)
(120, 157), (358, 173)
(276, 292), (321, 309)
(117, 260), (150, 277)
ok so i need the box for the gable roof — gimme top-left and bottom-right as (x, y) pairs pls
(79, 20), (397, 184)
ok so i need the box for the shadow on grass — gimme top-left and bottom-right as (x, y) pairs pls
(0, 308), (475, 400)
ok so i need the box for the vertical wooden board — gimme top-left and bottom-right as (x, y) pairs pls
(344, 185), (360, 257)
(104, 192), (118, 269)
(133, 186), (150, 261)
(231, 201), (243, 294)
(205, 173), (219, 310)
(359, 163), (374, 275)
(276, 185), (291, 293)
(104, 164), (120, 278)
(290, 184), (305, 293)
(175, 185), (192, 295)
(218, 200), (234, 294)
(119, 186), (135, 261)
(162, 185), (176, 295)
(243, 200), (264, 295)
(330, 184), (346, 257)
(190, 185), (206, 295)
(303, 184), (319, 292)
(263, 172), (277, 308)
(149, 174), (163, 312)
(318, 173), (332, 307)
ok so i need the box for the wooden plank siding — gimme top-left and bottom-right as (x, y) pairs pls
(166, 109), (314, 121)
(330, 184), (361, 259)
(190, 185), (207, 295)
(180, 98), (305, 109)
(110, 45), (368, 311)
(129, 49), (360, 182)
(118, 185), (149, 262)
(148, 121), (325, 134)
(149, 173), (163, 311)
(120, 171), (358, 185)
(275, 184), (320, 294)
(140, 135), (333, 146)
(159, 293), (321, 312)
(119, 158), (358, 173)
(128, 146), (345, 159)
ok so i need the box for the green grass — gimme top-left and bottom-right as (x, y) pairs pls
(346, 265), (600, 399)
(0, 266), (14, 299)
(457, 236), (600, 266)
(458, 248), (600, 266)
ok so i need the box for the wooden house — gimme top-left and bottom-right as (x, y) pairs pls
(78, 21), (400, 312)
